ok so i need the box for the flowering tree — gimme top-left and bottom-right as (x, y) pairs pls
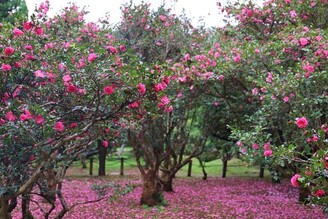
(0, 2), (149, 217)
(216, 0), (328, 210)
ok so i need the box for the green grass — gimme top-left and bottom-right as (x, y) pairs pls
(70, 147), (269, 179)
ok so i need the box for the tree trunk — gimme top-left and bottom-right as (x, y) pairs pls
(98, 140), (107, 176)
(259, 165), (265, 178)
(22, 188), (33, 219)
(299, 187), (311, 204)
(161, 174), (174, 192)
(222, 159), (228, 178)
(140, 170), (163, 206)
(0, 198), (11, 219)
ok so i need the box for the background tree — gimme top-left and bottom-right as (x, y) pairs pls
(0, 0), (28, 24)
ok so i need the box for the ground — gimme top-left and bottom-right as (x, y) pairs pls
(12, 169), (326, 219)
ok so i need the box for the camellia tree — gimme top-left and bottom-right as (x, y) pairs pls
(0, 1), (161, 217)
(213, 0), (328, 211)
(117, 1), (209, 206)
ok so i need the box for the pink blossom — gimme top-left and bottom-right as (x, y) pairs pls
(236, 141), (243, 147)
(283, 96), (289, 103)
(88, 53), (97, 62)
(264, 149), (273, 157)
(4, 47), (14, 56)
(213, 101), (219, 107)
(104, 86), (115, 95)
(218, 75), (224, 82)
(0, 119), (5, 125)
(160, 96), (170, 105)
(53, 121), (65, 132)
(252, 143), (259, 150)
(312, 135), (319, 142)
(20, 114), (28, 122)
(103, 140), (109, 148)
(137, 83), (146, 95)
(314, 189), (325, 197)
(1, 63), (11, 71)
(34, 27), (43, 35)
(302, 64), (314, 73)
(35, 115), (44, 124)
(25, 45), (33, 50)
(165, 105), (173, 113)
(291, 174), (301, 187)
(128, 101), (139, 108)
(62, 75), (72, 82)
(23, 21), (33, 30)
(67, 84), (78, 93)
(295, 117), (308, 128)
(299, 38), (308, 46)
(6, 111), (16, 121)
(119, 45), (126, 52)
(290, 10), (297, 18)
(34, 70), (45, 78)
(107, 46), (117, 53)
(233, 54), (241, 63)
(12, 28), (24, 36)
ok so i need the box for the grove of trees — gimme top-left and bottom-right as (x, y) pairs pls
(0, 0), (327, 217)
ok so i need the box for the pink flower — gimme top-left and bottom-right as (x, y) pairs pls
(314, 189), (325, 197)
(165, 105), (173, 113)
(62, 75), (71, 82)
(290, 10), (297, 18)
(290, 174), (301, 187)
(218, 75), (224, 82)
(264, 149), (273, 157)
(6, 111), (16, 121)
(263, 142), (270, 150)
(252, 143), (259, 150)
(128, 101), (139, 108)
(24, 110), (33, 119)
(104, 86), (115, 95)
(137, 83), (146, 95)
(4, 47), (14, 56)
(283, 96), (289, 103)
(23, 21), (33, 30)
(70, 123), (78, 128)
(236, 141), (243, 147)
(20, 114), (28, 122)
(67, 84), (78, 93)
(233, 54), (241, 63)
(13, 28), (24, 36)
(34, 27), (43, 35)
(88, 53), (97, 62)
(107, 46), (117, 53)
(299, 38), (308, 46)
(160, 96), (170, 105)
(35, 115), (44, 124)
(119, 45), (126, 52)
(312, 135), (319, 142)
(295, 117), (308, 128)
(213, 101), (219, 107)
(1, 64), (11, 71)
(34, 70), (45, 78)
(0, 118), (5, 125)
(302, 64), (315, 73)
(103, 140), (109, 148)
(53, 121), (65, 132)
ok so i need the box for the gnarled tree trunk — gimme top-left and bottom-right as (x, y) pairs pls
(160, 173), (175, 192)
(140, 170), (163, 206)
(0, 197), (11, 219)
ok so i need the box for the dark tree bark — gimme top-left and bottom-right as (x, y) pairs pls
(140, 170), (163, 206)
(98, 140), (107, 176)
(259, 165), (265, 178)
(222, 158), (228, 178)
(0, 198), (11, 219)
